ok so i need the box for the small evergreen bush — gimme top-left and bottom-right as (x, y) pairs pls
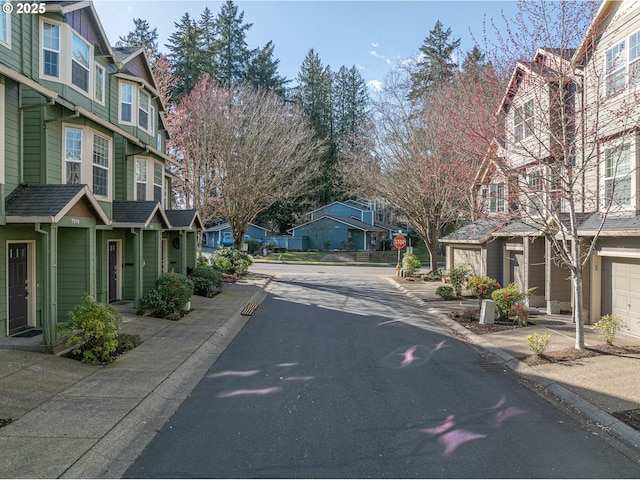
(527, 333), (551, 356)
(57, 294), (122, 364)
(140, 272), (194, 321)
(402, 253), (421, 275)
(446, 264), (473, 296)
(436, 285), (456, 300)
(210, 247), (253, 276)
(190, 265), (224, 297)
(246, 239), (261, 254)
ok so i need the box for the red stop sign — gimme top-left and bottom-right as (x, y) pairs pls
(393, 236), (407, 249)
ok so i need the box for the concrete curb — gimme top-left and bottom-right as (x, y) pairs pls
(62, 282), (271, 479)
(383, 276), (640, 452)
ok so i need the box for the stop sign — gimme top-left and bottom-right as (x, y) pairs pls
(393, 236), (407, 249)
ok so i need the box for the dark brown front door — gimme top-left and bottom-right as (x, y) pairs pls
(8, 243), (29, 333)
(108, 241), (118, 302)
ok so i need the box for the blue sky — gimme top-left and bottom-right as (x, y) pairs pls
(93, 1), (520, 90)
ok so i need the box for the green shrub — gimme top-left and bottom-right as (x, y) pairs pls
(491, 283), (536, 321)
(140, 272), (194, 321)
(116, 333), (142, 353)
(210, 247), (253, 276)
(197, 254), (209, 267)
(592, 314), (619, 345)
(527, 333), (551, 356)
(402, 253), (421, 275)
(446, 264), (473, 296)
(262, 241), (277, 251)
(190, 265), (224, 297)
(436, 285), (456, 300)
(246, 239), (261, 254)
(466, 276), (501, 305)
(57, 294), (122, 364)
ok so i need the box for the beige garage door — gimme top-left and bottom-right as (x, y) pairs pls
(602, 258), (640, 336)
(453, 247), (482, 275)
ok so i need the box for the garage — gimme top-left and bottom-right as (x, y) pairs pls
(602, 258), (640, 336)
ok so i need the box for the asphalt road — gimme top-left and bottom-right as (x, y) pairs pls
(125, 267), (640, 478)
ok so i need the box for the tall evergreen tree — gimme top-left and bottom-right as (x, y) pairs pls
(409, 20), (461, 101)
(462, 45), (487, 71)
(333, 65), (370, 149)
(212, 0), (253, 88)
(246, 41), (289, 97)
(292, 49), (336, 204)
(166, 13), (204, 99)
(198, 7), (219, 81)
(117, 18), (159, 63)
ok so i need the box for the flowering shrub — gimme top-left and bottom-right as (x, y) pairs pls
(466, 276), (501, 305)
(491, 283), (536, 321)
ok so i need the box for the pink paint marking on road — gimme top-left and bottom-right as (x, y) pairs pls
(495, 407), (528, 427)
(399, 346), (420, 367)
(421, 415), (455, 435)
(488, 395), (507, 410)
(209, 370), (261, 378)
(276, 363), (298, 367)
(217, 387), (282, 398)
(376, 319), (403, 327)
(433, 340), (449, 351)
(439, 429), (487, 456)
(283, 376), (315, 381)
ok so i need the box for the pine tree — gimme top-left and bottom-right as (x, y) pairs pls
(212, 0), (253, 88)
(117, 18), (159, 64)
(198, 7), (219, 81)
(409, 20), (461, 101)
(246, 41), (289, 97)
(333, 65), (370, 149)
(166, 13), (204, 99)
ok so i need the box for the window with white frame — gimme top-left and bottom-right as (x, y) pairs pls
(164, 178), (170, 208)
(527, 170), (543, 214)
(92, 134), (109, 197)
(153, 163), (163, 202)
(489, 183), (505, 213)
(629, 31), (640, 88)
(136, 157), (147, 201)
(0, 0), (10, 46)
(65, 127), (82, 184)
(606, 40), (626, 95)
(150, 105), (156, 135)
(71, 33), (90, 92)
(94, 64), (105, 104)
(604, 144), (632, 208)
(120, 82), (133, 123)
(514, 100), (533, 141)
(138, 90), (150, 131)
(42, 22), (60, 79)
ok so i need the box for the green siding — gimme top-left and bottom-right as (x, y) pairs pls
(142, 229), (160, 294)
(4, 79), (20, 190)
(57, 228), (90, 321)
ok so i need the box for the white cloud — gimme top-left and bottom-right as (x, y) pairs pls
(371, 41), (379, 48)
(367, 79), (383, 92)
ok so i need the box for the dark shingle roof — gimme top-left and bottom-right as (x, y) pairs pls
(579, 212), (640, 234)
(5, 184), (85, 217)
(440, 218), (505, 243)
(165, 209), (201, 229)
(112, 201), (169, 227)
(334, 216), (386, 232)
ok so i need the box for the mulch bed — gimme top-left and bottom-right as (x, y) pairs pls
(448, 308), (527, 334)
(522, 344), (640, 366)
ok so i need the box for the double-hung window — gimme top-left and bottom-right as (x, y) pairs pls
(138, 90), (150, 131)
(527, 171), (543, 214)
(514, 100), (533, 141)
(42, 22), (60, 78)
(65, 127), (83, 184)
(153, 163), (163, 202)
(136, 158), (147, 201)
(606, 40), (626, 95)
(94, 64), (105, 104)
(92, 134), (109, 197)
(489, 183), (505, 213)
(71, 33), (90, 92)
(0, 0), (9, 46)
(630, 32), (640, 88)
(604, 144), (632, 208)
(120, 83), (133, 123)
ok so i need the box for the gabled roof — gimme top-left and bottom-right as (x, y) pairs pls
(374, 220), (401, 232)
(112, 201), (170, 228)
(578, 212), (640, 235)
(5, 184), (110, 225)
(288, 215), (386, 234)
(439, 218), (506, 244)
(203, 222), (270, 233)
(572, 0), (621, 68)
(307, 200), (368, 216)
(113, 47), (166, 114)
(165, 210), (204, 231)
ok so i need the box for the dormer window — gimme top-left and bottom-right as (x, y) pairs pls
(119, 81), (156, 134)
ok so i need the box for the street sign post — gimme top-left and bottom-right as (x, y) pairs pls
(393, 235), (406, 275)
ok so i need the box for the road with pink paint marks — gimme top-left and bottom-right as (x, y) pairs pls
(125, 268), (640, 478)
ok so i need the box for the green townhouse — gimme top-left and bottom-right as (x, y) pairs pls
(0, 1), (202, 349)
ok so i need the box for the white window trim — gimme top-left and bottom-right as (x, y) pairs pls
(138, 90), (151, 133)
(62, 123), (112, 200)
(70, 32), (91, 94)
(40, 20), (99, 99)
(513, 99), (533, 141)
(0, 81), (4, 185)
(120, 81), (157, 134)
(92, 133), (110, 198)
(489, 183), (505, 213)
(603, 143), (634, 210)
(94, 63), (105, 105)
(153, 162), (163, 202)
(135, 156), (148, 201)
(0, 0), (11, 48)
(135, 157), (164, 201)
(119, 82), (134, 125)
(64, 126), (83, 185)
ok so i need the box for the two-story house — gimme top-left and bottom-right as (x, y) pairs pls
(0, 1), (201, 349)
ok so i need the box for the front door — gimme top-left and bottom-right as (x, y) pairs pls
(108, 241), (119, 302)
(8, 243), (29, 333)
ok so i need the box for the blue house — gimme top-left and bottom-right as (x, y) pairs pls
(288, 200), (393, 251)
(203, 222), (270, 248)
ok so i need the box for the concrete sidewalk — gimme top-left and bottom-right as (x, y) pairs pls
(385, 275), (640, 453)
(0, 275), (270, 479)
